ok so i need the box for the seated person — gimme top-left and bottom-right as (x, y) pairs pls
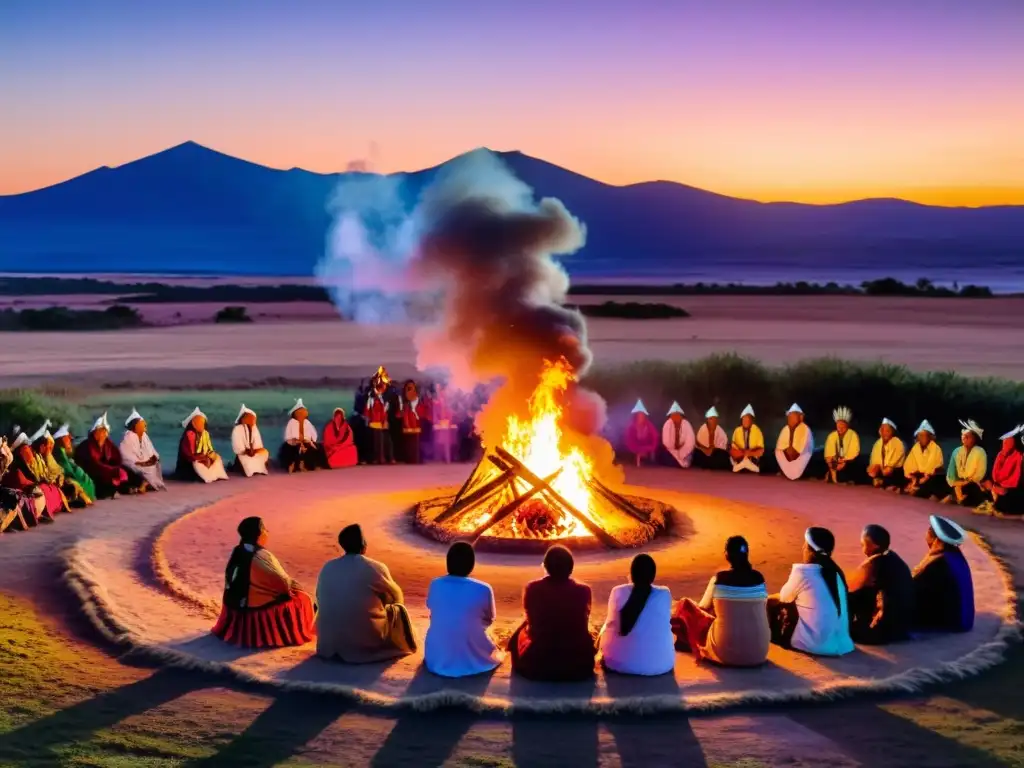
(424, 542), (504, 678)
(509, 545), (596, 681)
(1, 437), (35, 531)
(729, 405), (764, 473)
(4, 426), (69, 518)
(316, 524), (417, 663)
(912, 515), (975, 633)
(624, 400), (659, 467)
(176, 408), (229, 483)
(901, 420), (946, 499)
(692, 407), (731, 471)
(772, 404), (814, 480)
(846, 524), (914, 644)
(211, 516), (317, 647)
(280, 399), (323, 472)
(867, 418), (906, 489)
(767, 527), (855, 656)
(75, 413), (141, 498)
(52, 424), (97, 503)
(661, 401), (695, 468)
(941, 420), (987, 507)
(119, 409), (166, 491)
(980, 425), (1023, 516)
(32, 422), (93, 507)
(672, 536), (769, 667)
(819, 406), (862, 484)
(598, 554), (675, 676)
(322, 408), (358, 469)
(231, 405), (270, 477)
(1, 432), (55, 526)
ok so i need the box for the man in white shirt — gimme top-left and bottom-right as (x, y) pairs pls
(119, 409), (166, 491)
(232, 405), (271, 477)
(661, 402), (695, 468)
(692, 406), (731, 471)
(280, 399), (323, 472)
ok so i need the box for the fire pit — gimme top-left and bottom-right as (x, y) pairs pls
(413, 360), (673, 552)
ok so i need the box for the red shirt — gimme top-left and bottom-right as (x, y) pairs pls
(992, 449), (1022, 489)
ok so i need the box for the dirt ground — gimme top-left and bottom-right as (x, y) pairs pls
(4, 295), (1024, 389)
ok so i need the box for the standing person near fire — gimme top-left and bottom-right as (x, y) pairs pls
(280, 399), (323, 472)
(624, 400), (659, 467)
(661, 402), (695, 468)
(773, 404), (814, 481)
(231, 405), (271, 477)
(363, 367), (395, 465)
(397, 379), (429, 464)
(119, 409), (166, 491)
(730, 405), (764, 473)
(431, 383), (458, 464)
(820, 407), (862, 484)
(692, 406), (731, 471)
(867, 418), (906, 489)
(942, 420), (988, 507)
(901, 420), (946, 498)
(176, 407), (229, 483)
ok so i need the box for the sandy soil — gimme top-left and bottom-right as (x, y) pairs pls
(3, 295), (1024, 388)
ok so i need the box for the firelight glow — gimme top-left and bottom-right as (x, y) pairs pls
(2, 1), (1023, 205)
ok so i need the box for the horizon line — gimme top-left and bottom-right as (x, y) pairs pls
(4, 138), (1023, 211)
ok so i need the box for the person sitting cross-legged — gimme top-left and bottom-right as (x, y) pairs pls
(912, 515), (974, 633)
(901, 420), (946, 499)
(867, 418), (906, 489)
(941, 420), (987, 508)
(729, 405), (764, 474)
(211, 516), (317, 648)
(692, 407), (731, 471)
(979, 425), (1023, 517)
(280, 399), (324, 472)
(119, 409), (166, 491)
(598, 554), (675, 676)
(846, 524), (914, 645)
(231, 405), (271, 477)
(624, 400), (659, 467)
(176, 407), (229, 483)
(316, 524), (418, 663)
(424, 542), (504, 678)
(820, 406), (863, 484)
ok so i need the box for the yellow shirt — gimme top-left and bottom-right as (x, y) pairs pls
(824, 429), (860, 461)
(869, 437), (906, 469)
(730, 425), (764, 451)
(903, 441), (944, 476)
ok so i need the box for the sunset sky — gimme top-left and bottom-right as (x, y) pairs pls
(2, 0), (1022, 205)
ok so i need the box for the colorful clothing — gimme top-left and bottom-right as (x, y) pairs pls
(692, 423), (731, 471)
(363, 393), (394, 465)
(119, 431), (166, 490)
(1, 454), (68, 517)
(624, 416), (660, 463)
(75, 437), (133, 498)
(231, 423), (270, 477)
(431, 396), (458, 463)
(280, 418), (323, 472)
(509, 576), (596, 682)
(991, 448), (1023, 515)
(944, 445), (988, 506)
(730, 425), (764, 473)
(322, 416), (358, 469)
(821, 429), (863, 483)
(869, 436), (907, 487)
(55, 445), (96, 501)
(176, 427), (229, 483)
(662, 417), (696, 468)
(37, 451), (92, 506)
(212, 544), (317, 648)
(912, 547), (975, 633)
(674, 577), (770, 667)
(774, 423), (814, 481)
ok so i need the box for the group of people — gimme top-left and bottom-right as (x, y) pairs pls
(625, 400), (1024, 516)
(211, 514), (975, 681)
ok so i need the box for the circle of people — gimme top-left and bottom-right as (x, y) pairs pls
(625, 400), (1024, 517)
(209, 514), (976, 681)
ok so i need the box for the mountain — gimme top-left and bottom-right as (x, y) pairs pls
(1, 141), (1022, 280)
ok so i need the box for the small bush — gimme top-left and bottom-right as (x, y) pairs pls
(214, 306), (253, 323)
(0, 305), (142, 331)
(574, 301), (690, 319)
(0, 390), (80, 436)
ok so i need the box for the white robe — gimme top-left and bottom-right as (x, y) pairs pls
(424, 575), (504, 678)
(194, 457), (229, 483)
(779, 563), (854, 657)
(661, 418), (695, 468)
(231, 423), (270, 477)
(775, 422), (814, 480)
(598, 584), (676, 676)
(119, 431), (166, 490)
(284, 418), (318, 444)
(696, 423), (728, 450)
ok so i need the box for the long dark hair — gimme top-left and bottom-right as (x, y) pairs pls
(805, 527), (847, 616)
(619, 554), (656, 636)
(725, 536), (751, 570)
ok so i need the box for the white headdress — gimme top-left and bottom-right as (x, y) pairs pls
(741, 404), (755, 418)
(52, 423), (71, 440)
(929, 515), (966, 547)
(90, 412), (110, 433)
(29, 420), (53, 444)
(915, 419), (935, 436)
(832, 406), (852, 423)
(959, 419), (983, 439)
(666, 401), (684, 416)
(236, 404), (256, 424)
(705, 406), (719, 419)
(804, 528), (830, 554)
(125, 408), (144, 428)
(181, 407), (207, 428)
(9, 426), (29, 451)
(787, 403), (804, 415)
(880, 417), (897, 430)
(289, 398), (306, 416)
(998, 424), (1023, 441)
(631, 399), (649, 416)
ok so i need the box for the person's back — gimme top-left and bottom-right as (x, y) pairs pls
(600, 584), (674, 676)
(425, 574), (502, 677)
(851, 550), (914, 643)
(782, 563), (855, 656)
(914, 548), (975, 632)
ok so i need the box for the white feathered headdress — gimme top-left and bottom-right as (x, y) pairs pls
(832, 406), (852, 424)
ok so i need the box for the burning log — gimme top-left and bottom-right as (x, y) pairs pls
(467, 468), (562, 540)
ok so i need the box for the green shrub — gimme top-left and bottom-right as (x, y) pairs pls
(0, 390), (81, 436)
(573, 301), (690, 320)
(583, 354), (1024, 440)
(214, 306), (253, 323)
(0, 305), (142, 331)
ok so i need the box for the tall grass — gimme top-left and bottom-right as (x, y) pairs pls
(584, 354), (1024, 440)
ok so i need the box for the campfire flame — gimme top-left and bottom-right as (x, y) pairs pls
(461, 358), (595, 539)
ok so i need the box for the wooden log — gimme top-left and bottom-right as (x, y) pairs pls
(493, 446), (622, 547)
(588, 478), (650, 524)
(435, 466), (516, 523)
(450, 457), (487, 506)
(469, 469), (561, 540)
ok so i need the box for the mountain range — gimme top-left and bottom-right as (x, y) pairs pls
(1, 141), (1021, 280)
